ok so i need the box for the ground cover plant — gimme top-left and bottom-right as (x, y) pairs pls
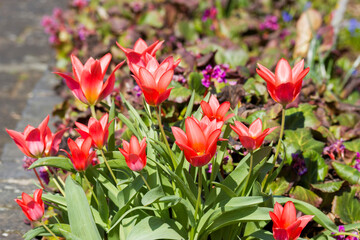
(6, 0), (360, 239)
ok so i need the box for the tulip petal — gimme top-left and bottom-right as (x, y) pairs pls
(291, 59), (304, 81)
(80, 60), (103, 105)
(89, 121), (105, 148)
(209, 95), (220, 110)
(99, 53), (112, 78)
(297, 215), (314, 229)
(157, 70), (173, 92)
(249, 118), (263, 138)
(71, 54), (84, 82)
(206, 129), (221, 157)
(99, 61), (125, 101)
(275, 58), (292, 85)
(273, 82), (295, 105)
(127, 153), (145, 171)
(273, 228), (289, 240)
(133, 38), (148, 53)
(216, 101), (230, 121)
(185, 117), (206, 153)
(116, 41), (131, 54)
(48, 128), (67, 156)
(142, 86), (159, 106)
(139, 68), (156, 88)
(231, 121), (249, 137)
(238, 136), (257, 150)
(223, 113), (235, 122)
(129, 136), (140, 154)
(171, 127), (188, 146)
(55, 72), (88, 104)
(269, 211), (281, 228)
(122, 139), (130, 152)
(147, 40), (163, 56)
(274, 202), (284, 218)
(6, 129), (31, 157)
(257, 63), (276, 85)
(175, 140), (198, 161)
(155, 88), (173, 106)
(281, 201), (297, 228)
(200, 101), (214, 119)
(26, 128), (44, 157)
(286, 219), (302, 240)
(189, 154), (212, 167)
(145, 55), (160, 74)
(119, 148), (129, 160)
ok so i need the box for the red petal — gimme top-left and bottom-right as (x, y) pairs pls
(205, 129), (221, 158)
(139, 67), (156, 88)
(133, 38), (148, 53)
(80, 61), (103, 105)
(145, 55), (159, 74)
(200, 101), (214, 119)
(26, 129), (44, 157)
(155, 88), (172, 106)
(116, 41), (131, 54)
(273, 82), (295, 105)
(185, 117), (206, 153)
(171, 127), (188, 146)
(47, 128), (67, 156)
(256, 63), (276, 85)
(281, 201), (297, 228)
(71, 54), (84, 82)
(291, 59), (304, 81)
(189, 154), (212, 167)
(129, 136), (140, 154)
(119, 148), (129, 161)
(175, 140), (198, 161)
(142, 86), (159, 106)
(275, 58), (292, 85)
(286, 219), (302, 240)
(249, 118), (263, 138)
(99, 61), (124, 101)
(55, 72), (88, 104)
(238, 136), (257, 150)
(146, 40), (163, 56)
(89, 121), (105, 148)
(273, 202), (284, 219)
(216, 102), (230, 121)
(127, 153), (145, 171)
(99, 53), (112, 78)
(231, 121), (249, 137)
(6, 129), (31, 157)
(269, 211), (280, 228)
(209, 95), (220, 110)
(297, 215), (314, 229)
(273, 228), (289, 240)
(157, 70), (173, 92)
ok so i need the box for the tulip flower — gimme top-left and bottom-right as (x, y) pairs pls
(119, 136), (147, 171)
(54, 53), (125, 105)
(256, 58), (310, 105)
(15, 189), (44, 222)
(75, 113), (112, 149)
(230, 118), (277, 151)
(6, 115), (67, 158)
(117, 38), (163, 58)
(128, 53), (180, 106)
(172, 116), (222, 167)
(269, 201), (314, 240)
(63, 137), (96, 171)
(200, 95), (234, 122)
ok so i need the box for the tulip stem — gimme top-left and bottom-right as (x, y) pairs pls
(44, 167), (65, 197)
(82, 172), (99, 206)
(40, 221), (59, 240)
(262, 107), (286, 191)
(242, 151), (254, 196)
(33, 169), (45, 189)
(139, 172), (151, 190)
(332, 232), (360, 238)
(191, 167), (203, 240)
(100, 150), (119, 189)
(155, 105), (177, 170)
(90, 105), (96, 119)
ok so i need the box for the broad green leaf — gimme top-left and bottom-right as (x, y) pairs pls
(95, 181), (109, 224)
(289, 186), (323, 208)
(332, 186), (360, 224)
(267, 177), (290, 195)
(23, 224), (74, 240)
(29, 157), (75, 172)
(188, 72), (206, 95)
(118, 113), (141, 139)
(302, 150), (328, 184)
(65, 177), (101, 240)
(141, 185), (165, 206)
(168, 81), (193, 103)
(274, 196), (337, 232)
(211, 182), (237, 198)
(344, 139), (360, 153)
(311, 181), (344, 193)
(283, 128), (324, 163)
(42, 193), (67, 208)
(126, 216), (186, 240)
(285, 104), (321, 130)
(332, 161), (360, 185)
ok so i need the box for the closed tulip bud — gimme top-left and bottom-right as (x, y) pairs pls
(15, 189), (44, 222)
(119, 136), (147, 171)
(63, 137), (96, 171)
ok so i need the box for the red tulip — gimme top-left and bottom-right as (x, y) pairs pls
(230, 118), (277, 151)
(270, 201), (314, 240)
(119, 136), (147, 171)
(63, 137), (96, 171)
(172, 116), (222, 167)
(15, 189), (44, 222)
(6, 115), (67, 158)
(256, 58), (310, 105)
(117, 38), (163, 59)
(129, 53), (180, 106)
(75, 113), (112, 149)
(54, 53), (124, 105)
(200, 95), (234, 122)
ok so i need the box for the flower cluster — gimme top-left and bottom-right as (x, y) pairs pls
(201, 64), (229, 88)
(259, 15), (279, 31)
(352, 152), (360, 172)
(202, 7), (217, 22)
(323, 139), (345, 160)
(41, 8), (64, 44)
(332, 225), (359, 240)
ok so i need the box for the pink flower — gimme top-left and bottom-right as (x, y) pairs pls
(119, 136), (147, 171)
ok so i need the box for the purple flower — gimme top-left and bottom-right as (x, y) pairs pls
(279, 29), (291, 40)
(348, 19), (360, 34)
(133, 85), (142, 97)
(291, 153), (307, 176)
(202, 7), (217, 22)
(201, 64), (228, 87)
(332, 225), (359, 240)
(323, 139), (345, 160)
(352, 152), (360, 172)
(39, 167), (50, 185)
(207, 163), (212, 173)
(22, 157), (37, 170)
(259, 15), (279, 31)
(282, 11), (293, 22)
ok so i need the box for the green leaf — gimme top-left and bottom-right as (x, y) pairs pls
(126, 216), (186, 240)
(267, 177), (290, 195)
(29, 157), (75, 172)
(141, 185), (165, 206)
(285, 104), (321, 130)
(302, 150), (328, 184)
(118, 113), (141, 139)
(289, 186), (323, 208)
(168, 81), (193, 103)
(108, 99), (116, 151)
(42, 193), (67, 209)
(65, 177), (101, 240)
(283, 128), (324, 163)
(248, 230), (276, 240)
(176, 21), (198, 42)
(344, 139), (360, 153)
(332, 161), (360, 185)
(95, 181), (109, 224)
(188, 72), (206, 95)
(23, 224), (74, 240)
(311, 181), (344, 193)
(274, 196), (337, 232)
(332, 186), (360, 224)
(211, 182), (237, 198)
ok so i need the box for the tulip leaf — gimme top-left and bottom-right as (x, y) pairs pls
(274, 196), (337, 232)
(23, 224), (74, 240)
(289, 186), (323, 208)
(332, 161), (360, 185)
(282, 128), (324, 163)
(107, 99), (116, 151)
(141, 185), (165, 206)
(65, 177), (102, 240)
(120, 93), (148, 132)
(311, 181), (344, 193)
(332, 186), (360, 224)
(126, 216), (186, 240)
(95, 181), (109, 224)
(29, 157), (75, 172)
(248, 230), (276, 240)
(42, 193), (67, 208)
(118, 113), (141, 139)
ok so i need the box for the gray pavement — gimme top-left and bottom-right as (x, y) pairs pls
(0, 0), (66, 238)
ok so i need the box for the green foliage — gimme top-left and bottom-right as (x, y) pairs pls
(332, 187), (360, 224)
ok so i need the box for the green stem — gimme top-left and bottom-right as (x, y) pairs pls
(332, 232), (359, 238)
(40, 221), (59, 240)
(262, 106), (286, 191)
(139, 172), (151, 190)
(190, 167), (203, 240)
(44, 167), (65, 197)
(90, 105), (96, 119)
(242, 151), (253, 196)
(82, 172), (99, 206)
(155, 105), (177, 170)
(100, 149), (120, 189)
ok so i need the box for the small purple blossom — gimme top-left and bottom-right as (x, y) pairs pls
(207, 163), (212, 173)
(348, 19), (360, 34)
(173, 75), (187, 84)
(323, 139), (345, 160)
(39, 167), (50, 185)
(133, 85), (142, 97)
(332, 225), (359, 240)
(77, 24), (91, 41)
(291, 153), (307, 176)
(22, 157), (37, 170)
(352, 153), (360, 172)
(282, 11), (293, 22)
(259, 15), (279, 31)
(202, 7), (217, 22)
(201, 64), (228, 88)
(279, 29), (291, 40)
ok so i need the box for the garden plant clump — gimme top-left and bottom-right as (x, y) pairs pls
(7, 0), (360, 239)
